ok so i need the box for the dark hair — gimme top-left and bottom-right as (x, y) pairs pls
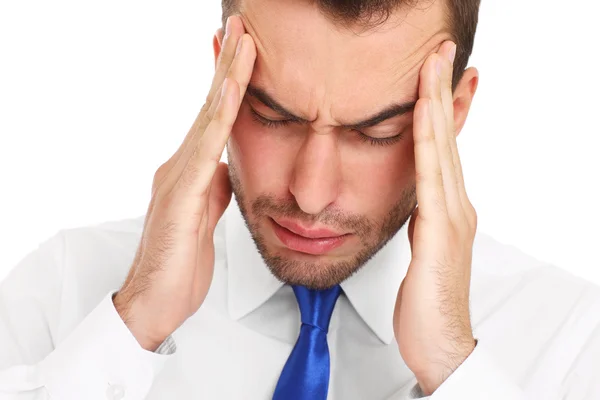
(221, 0), (481, 91)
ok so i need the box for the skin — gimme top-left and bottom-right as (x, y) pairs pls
(221, 0), (476, 289)
(216, 0), (479, 393)
(114, 0), (479, 395)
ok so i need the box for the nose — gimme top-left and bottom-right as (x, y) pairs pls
(289, 131), (341, 215)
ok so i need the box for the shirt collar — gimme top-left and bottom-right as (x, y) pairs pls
(224, 200), (411, 345)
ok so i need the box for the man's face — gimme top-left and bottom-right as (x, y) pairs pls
(225, 0), (452, 290)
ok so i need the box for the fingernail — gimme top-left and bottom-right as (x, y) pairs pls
(436, 57), (442, 77)
(235, 36), (244, 56)
(225, 16), (232, 37)
(449, 43), (457, 64)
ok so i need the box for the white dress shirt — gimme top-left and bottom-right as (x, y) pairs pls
(1, 201), (599, 400)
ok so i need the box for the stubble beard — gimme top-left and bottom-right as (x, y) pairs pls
(227, 157), (416, 290)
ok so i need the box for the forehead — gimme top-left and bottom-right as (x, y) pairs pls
(239, 0), (449, 123)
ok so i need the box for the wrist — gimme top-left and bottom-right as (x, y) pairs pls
(113, 291), (166, 352)
(413, 336), (476, 395)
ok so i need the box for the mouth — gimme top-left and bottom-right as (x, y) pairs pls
(269, 217), (351, 256)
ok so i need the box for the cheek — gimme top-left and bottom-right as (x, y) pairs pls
(341, 137), (415, 214)
(228, 103), (299, 197)
(229, 101), (416, 213)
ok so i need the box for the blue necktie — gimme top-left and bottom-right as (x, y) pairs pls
(273, 284), (342, 400)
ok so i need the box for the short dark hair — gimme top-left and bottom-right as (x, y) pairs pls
(221, 0), (481, 91)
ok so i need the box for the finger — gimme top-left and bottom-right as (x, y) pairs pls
(442, 44), (471, 212)
(439, 41), (467, 221)
(182, 32), (254, 174)
(152, 107), (207, 196)
(178, 17), (244, 171)
(152, 21), (242, 195)
(420, 50), (461, 220)
(175, 23), (229, 167)
(207, 33), (256, 117)
(176, 77), (240, 207)
(159, 33), (256, 199)
(413, 94), (447, 220)
(206, 15), (246, 108)
(183, 22), (236, 144)
(226, 34), (256, 107)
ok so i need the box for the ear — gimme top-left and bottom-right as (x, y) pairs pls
(213, 28), (225, 69)
(452, 67), (479, 137)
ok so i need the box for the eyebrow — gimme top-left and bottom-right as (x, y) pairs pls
(246, 84), (416, 130)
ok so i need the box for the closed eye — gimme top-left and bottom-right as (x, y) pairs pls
(249, 107), (294, 128)
(249, 107), (405, 147)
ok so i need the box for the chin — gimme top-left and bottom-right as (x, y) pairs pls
(252, 222), (376, 290)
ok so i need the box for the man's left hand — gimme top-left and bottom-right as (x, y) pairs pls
(393, 40), (478, 396)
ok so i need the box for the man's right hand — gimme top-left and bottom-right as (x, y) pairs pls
(113, 15), (256, 351)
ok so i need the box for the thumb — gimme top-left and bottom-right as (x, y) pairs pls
(207, 162), (233, 233)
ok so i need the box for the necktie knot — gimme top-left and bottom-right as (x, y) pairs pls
(292, 284), (341, 333)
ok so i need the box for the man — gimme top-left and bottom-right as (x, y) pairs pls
(1, 0), (599, 399)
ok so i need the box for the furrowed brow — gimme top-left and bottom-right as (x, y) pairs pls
(246, 84), (416, 128)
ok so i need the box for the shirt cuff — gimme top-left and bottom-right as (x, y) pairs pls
(39, 290), (175, 400)
(407, 339), (526, 400)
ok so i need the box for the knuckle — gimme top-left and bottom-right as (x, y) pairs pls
(201, 99), (211, 114)
(153, 162), (168, 180)
(211, 111), (234, 132)
(198, 101), (213, 127)
(414, 171), (424, 184)
(467, 204), (478, 229)
(414, 130), (435, 146)
(199, 108), (213, 128)
(152, 162), (170, 191)
(153, 191), (174, 219)
(414, 170), (427, 184)
(224, 66), (236, 83)
(415, 170), (444, 186)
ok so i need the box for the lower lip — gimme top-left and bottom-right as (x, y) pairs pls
(270, 218), (349, 256)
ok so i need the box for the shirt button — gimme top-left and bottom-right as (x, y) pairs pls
(106, 383), (125, 400)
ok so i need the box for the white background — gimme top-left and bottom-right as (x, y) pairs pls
(0, 1), (598, 284)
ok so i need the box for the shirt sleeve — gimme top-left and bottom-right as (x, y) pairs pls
(0, 232), (175, 400)
(558, 306), (600, 399)
(402, 339), (527, 400)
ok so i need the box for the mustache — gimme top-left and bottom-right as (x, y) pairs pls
(251, 194), (374, 238)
